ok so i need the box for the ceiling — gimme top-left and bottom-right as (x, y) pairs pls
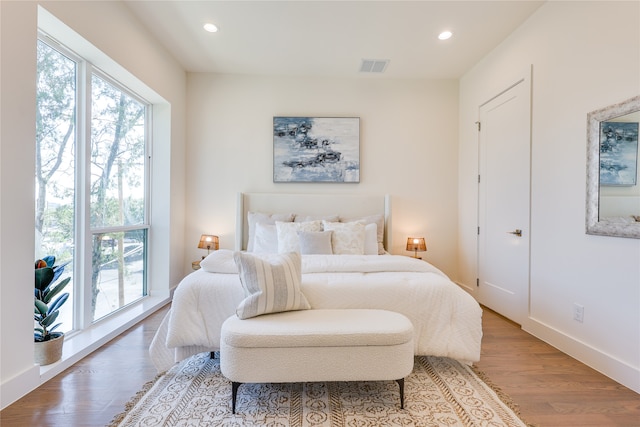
(124, 1), (544, 79)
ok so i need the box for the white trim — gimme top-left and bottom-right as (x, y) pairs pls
(0, 295), (169, 409)
(522, 316), (640, 394)
(37, 6), (166, 105)
(454, 280), (476, 294)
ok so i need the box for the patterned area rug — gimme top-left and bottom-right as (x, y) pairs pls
(111, 352), (529, 426)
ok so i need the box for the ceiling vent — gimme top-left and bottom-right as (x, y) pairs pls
(360, 59), (389, 73)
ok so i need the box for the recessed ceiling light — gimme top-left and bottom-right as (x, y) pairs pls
(438, 31), (453, 40)
(203, 23), (218, 33)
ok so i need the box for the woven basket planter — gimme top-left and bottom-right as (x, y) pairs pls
(34, 334), (64, 365)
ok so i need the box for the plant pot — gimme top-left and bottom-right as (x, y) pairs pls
(34, 334), (64, 365)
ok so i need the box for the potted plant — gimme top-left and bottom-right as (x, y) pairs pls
(34, 255), (70, 365)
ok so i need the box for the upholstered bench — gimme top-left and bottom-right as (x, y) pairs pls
(220, 308), (414, 414)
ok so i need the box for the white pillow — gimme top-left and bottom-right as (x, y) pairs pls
(199, 249), (238, 273)
(247, 212), (294, 252)
(364, 223), (378, 255)
(276, 220), (322, 253)
(322, 220), (366, 255)
(294, 214), (339, 223)
(233, 251), (310, 319)
(252, 223), (278, 253)
(298, 230), (333, 255)
(340, 214), (385, 254)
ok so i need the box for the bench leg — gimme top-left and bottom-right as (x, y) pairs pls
(396, 378), (405, 409)
(231, 381), (242, 414)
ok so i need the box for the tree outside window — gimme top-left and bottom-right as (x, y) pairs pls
(36, 39), (148, 332)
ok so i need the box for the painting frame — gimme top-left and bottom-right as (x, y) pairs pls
(273, 116), (360, 183)
(599, 121), (639, 186)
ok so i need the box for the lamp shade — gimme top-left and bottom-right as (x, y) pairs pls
(198, 234), (219, 251)
(406, 237), (427, 252)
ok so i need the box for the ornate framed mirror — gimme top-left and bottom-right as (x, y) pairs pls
(586, 95), (640, 238)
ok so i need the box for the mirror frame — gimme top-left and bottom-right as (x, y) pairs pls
(586, 95), (640, 238)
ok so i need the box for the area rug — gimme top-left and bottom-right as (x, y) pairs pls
(110, 352), (529, 427)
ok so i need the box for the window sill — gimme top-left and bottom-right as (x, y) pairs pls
(39, 294), (170, 382)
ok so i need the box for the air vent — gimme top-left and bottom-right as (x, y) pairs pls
(360, 59), (389, 73)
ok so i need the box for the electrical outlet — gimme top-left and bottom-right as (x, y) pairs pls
(573, 303), (584, 323)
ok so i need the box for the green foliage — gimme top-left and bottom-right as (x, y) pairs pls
(37, 39), (148, 322)
(34, 256), (70, 342)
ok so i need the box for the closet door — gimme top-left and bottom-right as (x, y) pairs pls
(477, 71), (531, 324)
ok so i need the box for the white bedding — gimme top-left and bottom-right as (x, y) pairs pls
(150, 251), (482, 372)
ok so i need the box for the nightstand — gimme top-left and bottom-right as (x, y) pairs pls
(192, 260), (201, 270)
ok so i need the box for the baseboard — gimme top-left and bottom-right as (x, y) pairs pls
(523, 317), (640, 394)
(453, 278), (639, 394)
(0, 365), (41, 410)
(455, 280), (476, 295)
(0, 294), (171, 410)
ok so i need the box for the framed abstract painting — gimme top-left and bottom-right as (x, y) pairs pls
(599, 121), (639, 186)
(273, 117), (360, 183)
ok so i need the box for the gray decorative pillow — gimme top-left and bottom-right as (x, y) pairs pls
(233, 251), (310, 319)
(275, 220), (322, 253)
(298, 230), (333, 254)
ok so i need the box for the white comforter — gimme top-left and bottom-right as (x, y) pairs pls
(149, 252), (482, 372)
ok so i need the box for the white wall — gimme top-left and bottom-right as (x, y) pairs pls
(185, 74), (460, 276)
(0, 0), (187, 408)
(458, 1), (640, 392)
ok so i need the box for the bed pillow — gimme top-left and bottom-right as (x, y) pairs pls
(298, 230), (333, 255)
(199, 249), (238, 273)
(276, 220), (322, 253)
(364, 223), (378, 255)
(322, 220), (366, 255)
(294, 214), (339, 223)
(340, 214), (385, 254)
(247, 212), (294, 252)
(233, 251), (310, 319)
(252, 223), (278, 253)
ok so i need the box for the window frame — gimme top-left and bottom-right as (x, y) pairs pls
(85, 67), (152, 327)
(35, 5), (172, 383)
(37, 33), (152, 335)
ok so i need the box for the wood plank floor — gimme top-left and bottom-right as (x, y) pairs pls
(475, 308), (640, 427)
(1, 304), (638, 426)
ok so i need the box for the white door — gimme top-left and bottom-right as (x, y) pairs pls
(477, 74), (531, 325)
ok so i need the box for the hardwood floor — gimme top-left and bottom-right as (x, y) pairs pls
(476, 308), (640, 427)
(0, 304), (170, 427)
(1, 304), (638, 426)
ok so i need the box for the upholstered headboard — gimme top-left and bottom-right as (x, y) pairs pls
(235, 192), (392, 251)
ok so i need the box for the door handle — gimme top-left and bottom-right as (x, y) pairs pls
(507, 229), (522, 237)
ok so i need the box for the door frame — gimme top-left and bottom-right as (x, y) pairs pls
(476, 66), (533, 325)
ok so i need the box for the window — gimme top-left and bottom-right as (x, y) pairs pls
(36, 37), (150, 334)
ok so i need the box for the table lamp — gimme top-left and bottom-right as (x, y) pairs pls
(406, 237), (427, 259)
(198, 234), (219, 259)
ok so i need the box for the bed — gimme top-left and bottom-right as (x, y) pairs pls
(149, 193), (482, 372)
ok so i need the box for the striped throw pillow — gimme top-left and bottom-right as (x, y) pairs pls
(233, 251), (310, 319)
